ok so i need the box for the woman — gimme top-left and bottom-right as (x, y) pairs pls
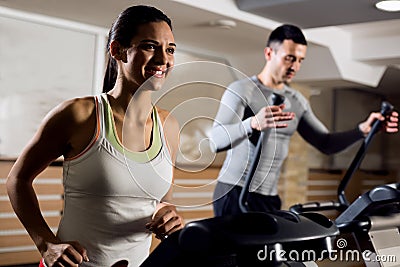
(7, 5), (183, 266)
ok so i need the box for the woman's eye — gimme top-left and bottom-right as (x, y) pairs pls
(142, 44), (155, 50)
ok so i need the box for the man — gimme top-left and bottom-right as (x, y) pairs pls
(210, 24), (398, 216)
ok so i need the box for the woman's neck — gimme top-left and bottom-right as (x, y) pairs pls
(107, 85), (153, 124)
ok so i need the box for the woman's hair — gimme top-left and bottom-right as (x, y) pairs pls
(102, 5), (172, 93)
(266, 24), (307, 48)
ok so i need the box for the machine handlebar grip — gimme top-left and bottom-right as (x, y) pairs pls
(290, 201), (344, 214)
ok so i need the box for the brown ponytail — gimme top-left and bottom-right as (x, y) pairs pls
(102, 56), (117, 93)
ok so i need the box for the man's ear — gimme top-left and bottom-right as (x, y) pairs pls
(264, 47), (273, 61)
(109, 40), (127, 62)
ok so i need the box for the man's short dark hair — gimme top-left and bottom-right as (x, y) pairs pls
(267, 24), (307, 47)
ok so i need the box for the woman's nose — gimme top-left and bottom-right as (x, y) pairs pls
(153, 49), (168, 65)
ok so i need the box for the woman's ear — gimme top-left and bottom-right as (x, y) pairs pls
(109, 40), (127, 62)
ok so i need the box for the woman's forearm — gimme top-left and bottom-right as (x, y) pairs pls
(6, 177), (59, 255)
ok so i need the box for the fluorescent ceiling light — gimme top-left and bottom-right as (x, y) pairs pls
(209, 19), (237, 29)
(375, 0), (400, 12)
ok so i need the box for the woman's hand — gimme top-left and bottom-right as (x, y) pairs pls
(146, 203), (184, 240)
(358, 111), (398, 136)
(42, 241), (89, 267)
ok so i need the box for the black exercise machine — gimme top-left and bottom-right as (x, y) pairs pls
(290, 101), (400, 267)
(141, 211), (338, 267)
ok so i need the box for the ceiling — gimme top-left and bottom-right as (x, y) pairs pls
(235, 0), (400, 28)
(0, 0), (399, 95)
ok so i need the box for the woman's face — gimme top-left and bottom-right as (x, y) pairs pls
(122, 21), (176, 91)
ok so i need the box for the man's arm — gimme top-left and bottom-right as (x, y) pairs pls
(209, 85), (254, 152)
(298, 105), (398, 155)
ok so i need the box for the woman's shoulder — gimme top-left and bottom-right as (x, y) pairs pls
(155, 107), (178, 128)
(61, 95), (96, 109)
(60, 96), (96, 113)
(155, 107), (179, 157)
(49, 95), (97, 124)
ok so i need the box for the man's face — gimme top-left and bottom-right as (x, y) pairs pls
(266, 39), (307, 85)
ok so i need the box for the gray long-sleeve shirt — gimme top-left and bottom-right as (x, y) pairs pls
(209, 76), (364, 195)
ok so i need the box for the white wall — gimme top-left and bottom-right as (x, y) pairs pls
(0, 10), (106, 157)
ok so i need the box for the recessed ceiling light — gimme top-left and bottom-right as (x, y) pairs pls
(375, 0), (400, 12)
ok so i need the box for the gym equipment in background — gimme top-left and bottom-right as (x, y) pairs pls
(290, 101), (400, 267)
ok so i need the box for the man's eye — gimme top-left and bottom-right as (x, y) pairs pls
(167, 48), (175, 54)
(285, 56), (295, 62)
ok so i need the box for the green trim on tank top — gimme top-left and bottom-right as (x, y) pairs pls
(101, 94), (162, 163)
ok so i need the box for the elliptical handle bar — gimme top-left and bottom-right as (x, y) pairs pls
(239, 93), (285, 213)
(337, 101), (394, 206)
(289, 200), (344, 214)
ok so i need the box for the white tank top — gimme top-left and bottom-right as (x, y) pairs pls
(58, 94), (173, 266)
